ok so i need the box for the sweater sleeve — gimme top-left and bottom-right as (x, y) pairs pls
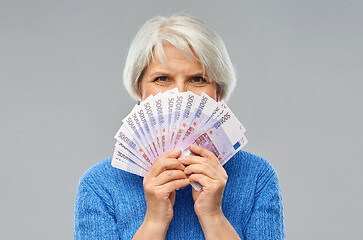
(243, 165), (285, 240)
(74, 177), (120, 240)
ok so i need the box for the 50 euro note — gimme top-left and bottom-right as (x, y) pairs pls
(181, 105), (247, 190)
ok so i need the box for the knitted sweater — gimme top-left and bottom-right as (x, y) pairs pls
(74, 150), (285, 239)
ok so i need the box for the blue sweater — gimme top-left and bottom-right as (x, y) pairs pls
(74, 150), (285, 239)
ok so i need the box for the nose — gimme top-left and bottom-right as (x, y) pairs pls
(175, 80), (188, 93)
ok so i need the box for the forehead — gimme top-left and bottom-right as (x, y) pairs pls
(147, 44), (203, 72)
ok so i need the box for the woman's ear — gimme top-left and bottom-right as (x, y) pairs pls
(216, 89), (221, 102)
(137, 83), (142, 101)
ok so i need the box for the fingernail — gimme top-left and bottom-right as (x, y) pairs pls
(178, 156), (186, 161)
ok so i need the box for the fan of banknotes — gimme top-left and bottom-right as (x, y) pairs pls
(112, 88), (248, 190)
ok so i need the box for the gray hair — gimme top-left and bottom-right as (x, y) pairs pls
(123, 14), (236, 101)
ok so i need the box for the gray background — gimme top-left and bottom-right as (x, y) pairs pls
(1, 0), (362, 239)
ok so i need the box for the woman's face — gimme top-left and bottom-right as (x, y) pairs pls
(139, 44), (219, 101)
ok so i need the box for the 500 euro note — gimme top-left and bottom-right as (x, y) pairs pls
(139, 95), (163, 156)
(114, 124), (153, 167)
(112, 90), (247, 191)
(181, 105), (247, 190)
(112, 148), (148, 177)
(172, 92), (199, 149)
(122, 105), (157, 162)
(178, 93), (217, 151)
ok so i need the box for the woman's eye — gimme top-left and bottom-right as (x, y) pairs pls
(191, 76), (206, 83)
(155, 76), (168, 82)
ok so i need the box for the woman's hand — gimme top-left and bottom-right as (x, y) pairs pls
(178, 144), (227, 219)
(178, 145), (240, 240)
(133, 149), (190, 240)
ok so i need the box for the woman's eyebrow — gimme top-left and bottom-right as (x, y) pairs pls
(147, 71), (208, 80)
(147, 71), (170, 80)
(186, 72), (208, 78)
(150, 71), (169, 76)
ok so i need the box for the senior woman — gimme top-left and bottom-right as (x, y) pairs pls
(74, 15), (285, 239)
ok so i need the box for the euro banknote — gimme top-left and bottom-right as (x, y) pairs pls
(112, 89), (247, 190)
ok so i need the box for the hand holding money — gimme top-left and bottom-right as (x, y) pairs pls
(179, 144), (227, 218)
(112, 89), (248, 190)
(140, 149), (189, 237)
